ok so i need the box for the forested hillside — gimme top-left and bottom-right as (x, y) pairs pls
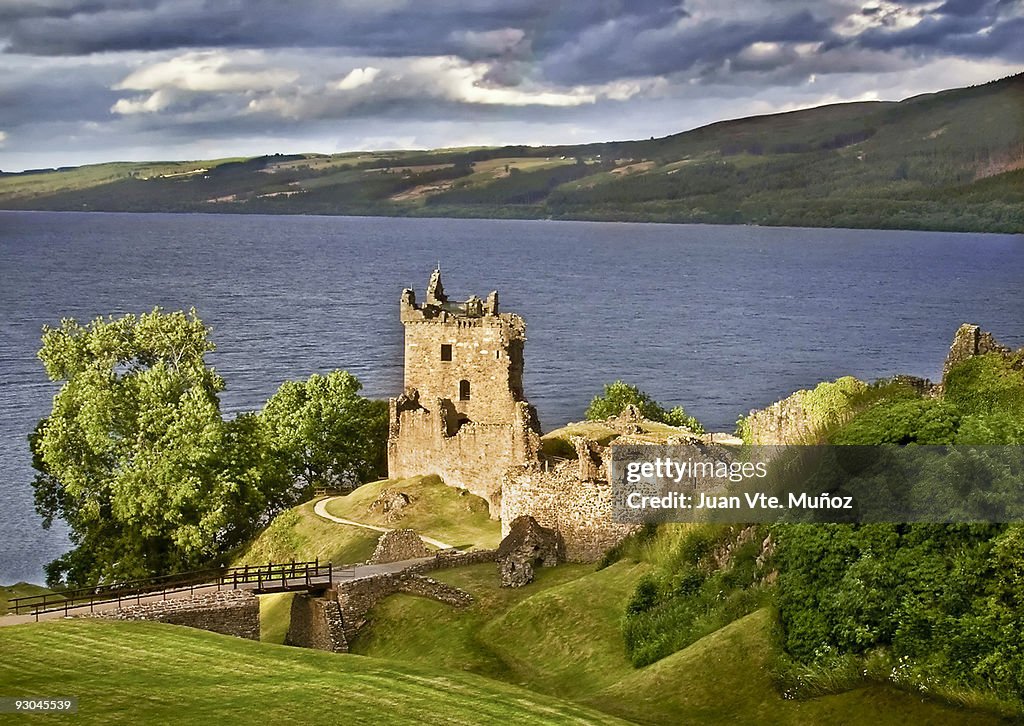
(2, 73), (1021, 233)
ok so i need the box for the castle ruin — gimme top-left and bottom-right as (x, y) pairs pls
(387, 270), (542, 515)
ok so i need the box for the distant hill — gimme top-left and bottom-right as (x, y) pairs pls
(1, 73), (1022, 233)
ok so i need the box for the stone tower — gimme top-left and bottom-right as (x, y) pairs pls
(387, 270), (541, 515)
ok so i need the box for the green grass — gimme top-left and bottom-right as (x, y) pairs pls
(0, 583), (55, 615)
(258, 593), (295, 644)
(541, 420), (697, 459)
(0, 619), (628, 725)
(586, 610), (1007, 725)
(231, 500), (380, 567)
(352, 559), (1009, 724)
(323, 475), (501, 550)
(349, 562), (598, 680)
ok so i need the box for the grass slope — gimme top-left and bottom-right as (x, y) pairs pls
(0, 583), (55, 615)
(322, 474), (501, 550)
(0, 619), (628, 725)
(1, 74), (1021, 232)
(587, 610), (1007, 726)
(352, 562), (1009, 724)
(231, 499), (380, 567)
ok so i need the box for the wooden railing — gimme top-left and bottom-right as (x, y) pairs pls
(10, 559), (352, 620)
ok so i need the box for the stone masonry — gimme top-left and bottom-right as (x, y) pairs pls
(387, 270), (542, 516)
(286, 592), (348, 652)
(87, 589), (259, 641)
(368, 529), (433, 564)
(496, 516), (564, 587)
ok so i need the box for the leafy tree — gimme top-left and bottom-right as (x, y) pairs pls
(30, 309), (281, 586)
(259, 370), (388, 493)
(585, 380), (704, 433)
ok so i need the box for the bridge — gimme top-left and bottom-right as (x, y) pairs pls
(3, 559), (348, 624)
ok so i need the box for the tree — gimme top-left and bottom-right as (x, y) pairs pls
(259, 370), (388, 493)
(584, 380), (704, 433)
(30, 309), (288, 587)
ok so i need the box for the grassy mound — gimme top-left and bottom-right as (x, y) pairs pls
(349, 562), (597, 680)
(0, 619), (627, 725)
(232, 500), (380, 567)
(322, 474), (501, 550)
(352, 559), (648, 695)
(353, 560), (1008, 725)
(1, 583), (55, 615)
(587, 610), (1005, 725)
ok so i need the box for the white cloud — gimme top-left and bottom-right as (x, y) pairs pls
(408, 56), (596, 107)
(0, 131), (7, 147)
(116, 50), (298, 93)
(334, 66), (381, 91)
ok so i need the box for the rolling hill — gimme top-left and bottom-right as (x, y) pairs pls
(1, 73), (1021, 233)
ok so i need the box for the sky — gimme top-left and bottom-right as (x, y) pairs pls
(0, 0), (1022, 171)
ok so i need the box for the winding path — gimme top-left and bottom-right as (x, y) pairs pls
(312, 497), (459, 551)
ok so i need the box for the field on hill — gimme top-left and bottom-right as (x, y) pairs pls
(233, 475), (500, 568)
(348, 562), (1007, 725)
(2, 74), (1021, 232)
(0, 619), (627, 725)
(321, 474), (501, 551)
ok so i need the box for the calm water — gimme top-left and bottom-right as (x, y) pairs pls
(1, 211), (1022, 583)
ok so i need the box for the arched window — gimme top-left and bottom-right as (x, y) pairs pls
(459, 379), (471, 401)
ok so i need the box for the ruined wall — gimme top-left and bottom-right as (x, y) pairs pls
(286, 592), (348, 652)
(943, 323), (1012, 382)
(501, 462), (637, 562)
(740, 377), (868, 445)
(334, 574), (473, 643)
(87, 589), (259, 641)
(388, 404), (539, 512)
(369, 529), (433, 564)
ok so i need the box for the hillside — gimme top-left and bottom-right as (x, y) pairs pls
(346, 562), (1006, 724)
(0, 619), (627, 725)
(233, 475), (500, 568)
(1, 74), (1021, 233)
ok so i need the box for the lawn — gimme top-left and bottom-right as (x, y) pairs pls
(322, 475), (501, 550)
(0, 619), (628, 725)
(231, 500), (380, 567)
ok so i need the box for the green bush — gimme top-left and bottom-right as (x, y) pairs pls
(585, 380), (704, 433)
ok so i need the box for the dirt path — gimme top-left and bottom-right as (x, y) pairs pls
(312, 497), (458, 551)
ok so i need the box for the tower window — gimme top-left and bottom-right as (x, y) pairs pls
(440, 344), (453, 361)
(459, 379), (471, 401)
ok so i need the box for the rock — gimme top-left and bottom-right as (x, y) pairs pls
(496, 516), (564, 587)
(369, 489), (412, 522)
(369, 529), (432, 564)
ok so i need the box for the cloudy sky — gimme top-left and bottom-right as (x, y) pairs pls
(1, 0), (1021, 171)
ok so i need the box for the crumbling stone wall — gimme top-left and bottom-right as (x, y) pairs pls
(88, 589), (259, 641)
(388, 270), (541, 514)
(369, 529), (433, 564)
(497, 516), (564, 587)
(286, 592), (348, 652)
(334, 573), (473, 642)
(942, 323), (1012, 382)
(388, 406), (539, 513)
(404, 548), (497, 573)
(501, 460), (638, 563)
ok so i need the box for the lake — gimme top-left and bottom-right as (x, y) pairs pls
(1, 210), (1021, 584)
